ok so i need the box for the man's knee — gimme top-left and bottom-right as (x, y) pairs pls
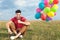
(22, 26), (27, 30)
(9, 22), (16, 30)
(20, 26), (27, 32)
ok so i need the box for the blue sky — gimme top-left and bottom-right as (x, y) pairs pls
(0, 0), (60, 20)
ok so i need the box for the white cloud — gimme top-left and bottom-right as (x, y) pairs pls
(14, 0), (39, 7)
(0, 0), (4, 7)
(14, 0), (26, 7)
(0, 12), (2, 16)
(0, 0), (3, 3)
(27, 0), (40, 6)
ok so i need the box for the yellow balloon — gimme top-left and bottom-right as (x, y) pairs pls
(53, 4), (58, 9)
(47, 11), (54, 17)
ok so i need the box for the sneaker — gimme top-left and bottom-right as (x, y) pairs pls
(10, 36), (16, 40)
(19, 35), (23, 38)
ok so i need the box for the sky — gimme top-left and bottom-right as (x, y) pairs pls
(0, 0), (60, 20)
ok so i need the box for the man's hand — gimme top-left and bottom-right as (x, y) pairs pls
(18, 20), (23, 23)
(18, 20), (30, 25)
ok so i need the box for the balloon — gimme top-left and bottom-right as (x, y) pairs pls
(35, 12), (41, 19)
(46, 17), (52, 21)
(44, 0), (49, 5)
(36, 8), (41, 12)
(47, 11), (54, 17)
(41, 13), (46, 20)
(39, 3), (45, 10)
(35, 0), (59, 21)
(51, 7), (57, 12)
(54, 13), (56, 16)
(50, 4), (54, 7)
(43, 7), (50, 13)
(49, 0), (53, 4)
(51, 4), (58, 12)
(53, 4), (58, 9)
(53, 0), (59, 4)
(45, 4), (51, 7)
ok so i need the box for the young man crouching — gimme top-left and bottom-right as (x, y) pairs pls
(6, 10), (30, 40)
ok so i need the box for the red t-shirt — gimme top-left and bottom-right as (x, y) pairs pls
(11, 16), (26, 29)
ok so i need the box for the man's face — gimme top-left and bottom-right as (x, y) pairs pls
(16, 13), (21, 19)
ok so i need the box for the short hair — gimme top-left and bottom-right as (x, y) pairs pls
(15, 10), (21, 13)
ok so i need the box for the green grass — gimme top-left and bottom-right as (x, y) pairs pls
(0, 20), (60, 40)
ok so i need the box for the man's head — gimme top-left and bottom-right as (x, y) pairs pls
(15, 10), (21, 19)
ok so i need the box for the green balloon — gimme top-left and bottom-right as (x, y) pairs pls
(44, 7), (50, 14)
(51, 7), (58, 12)
(49, 0), (53, 4)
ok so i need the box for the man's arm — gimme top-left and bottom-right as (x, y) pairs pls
(18, 20), (30, 26)
(6, 21), (13, 34)
(14, 20), (30, 38)
(6, 21), (17, 35)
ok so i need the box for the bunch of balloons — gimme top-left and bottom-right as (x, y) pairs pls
(35, 0), (59, 21)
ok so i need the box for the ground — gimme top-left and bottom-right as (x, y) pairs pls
(0, 20), (60, 40)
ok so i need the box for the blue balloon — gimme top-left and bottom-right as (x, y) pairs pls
(46, 19), (49, 22)
(39, 3), (45, 10)
(35, 12), (41, 19)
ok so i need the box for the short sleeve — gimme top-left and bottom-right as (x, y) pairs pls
(21, 17), (26, 22)
(11, 17), (15, 22)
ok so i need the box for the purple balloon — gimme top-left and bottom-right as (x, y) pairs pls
(50, 4), (54, 7)
(47, 17), (52, 21)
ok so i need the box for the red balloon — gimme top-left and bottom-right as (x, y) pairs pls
(53, 0), (59, 4)
(45, 4), (51, 8)
(41, 13), (47, 20)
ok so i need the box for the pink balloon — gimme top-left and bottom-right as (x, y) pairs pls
(36, 8), (41, 12)
(44, 0), (49, 5)
(44, 0), (51, 8)
(50, 4), (54, 7)
(54, 13), (56, 16)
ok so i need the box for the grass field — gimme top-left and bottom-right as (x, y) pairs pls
(0, 20), (60, 40)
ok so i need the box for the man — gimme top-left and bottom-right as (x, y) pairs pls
(6, 10), (30, 40)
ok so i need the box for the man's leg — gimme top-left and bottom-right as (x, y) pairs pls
(11, 26), (27, 39)
(19, 26), (27, 36)
(10, 22), (17, 35)
(10, 25), (28, 40)
(17, 26), (27, 36)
